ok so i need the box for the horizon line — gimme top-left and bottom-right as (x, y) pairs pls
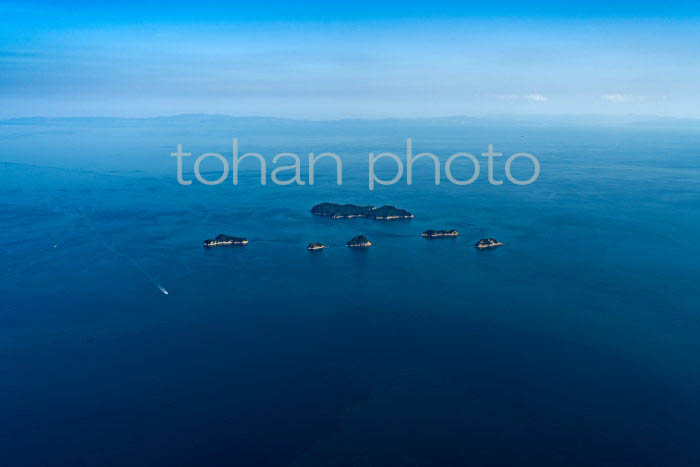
(3, 113), (700, 124)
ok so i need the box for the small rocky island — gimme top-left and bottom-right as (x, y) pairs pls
(203, 234), (249, 247)
(475, 238), (503, 249)
(422, 229), (459, 238)
(347, 235), (372, 248)
(311, 202), (413, 220)
(306, 242), (326, 251)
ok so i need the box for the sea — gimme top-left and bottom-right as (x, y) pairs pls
(1, 115), (699, 466)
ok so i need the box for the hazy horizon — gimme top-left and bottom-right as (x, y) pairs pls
(2, 1), (700, 119)
(3, 113), (700, 124)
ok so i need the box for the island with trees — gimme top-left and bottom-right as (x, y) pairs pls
(203, 234), (249, 247)
(347, 235), (372, 248)
(422, 229), (459, 238)
(311, 202), (413, 220)
(474, 238), (503, 249)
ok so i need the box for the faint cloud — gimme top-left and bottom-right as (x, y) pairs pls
(601, 94), (655, 104)
(499, 93), (548, 102)
(602, 94), (629, 103)
(525, 93), (548, 102)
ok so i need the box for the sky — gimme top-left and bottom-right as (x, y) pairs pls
(1, 1), (699, 119)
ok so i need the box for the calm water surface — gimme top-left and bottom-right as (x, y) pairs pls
(1, 118), (699, 466)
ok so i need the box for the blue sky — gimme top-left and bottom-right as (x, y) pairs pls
(1, 1), (699, 118)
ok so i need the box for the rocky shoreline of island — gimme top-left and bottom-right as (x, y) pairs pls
(203, 234), (249, 247)
(347, 235), (372, 248)
(474, 238), (504, 249)
(311, 202), (413, 220)
(422, 229), (459, 238)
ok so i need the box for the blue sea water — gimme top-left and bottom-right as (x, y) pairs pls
(1, 116), (699, 466)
